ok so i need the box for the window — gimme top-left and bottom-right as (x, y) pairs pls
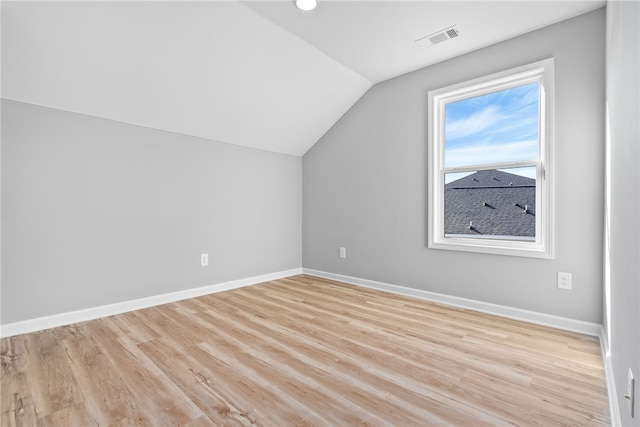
(427, 59), (554, 258)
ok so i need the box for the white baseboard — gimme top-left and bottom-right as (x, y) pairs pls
(2, 267), (602, 339)
(0, 268), (303, 338)
(302, 268), (603, 337)
(600, 326), (621, 426)
(2, 267), (615, 424)
(303, 269), (614, 425)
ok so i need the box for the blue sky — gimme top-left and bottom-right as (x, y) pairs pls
(444, 82), (539, 170)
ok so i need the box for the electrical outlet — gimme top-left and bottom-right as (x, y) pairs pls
(201, 254), (209, 267)
(557, 272), (572, 290)
(627, 369), (635, 418)
(339, 247), (346, 259)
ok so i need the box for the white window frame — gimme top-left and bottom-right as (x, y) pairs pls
(427, 59), (554, 259)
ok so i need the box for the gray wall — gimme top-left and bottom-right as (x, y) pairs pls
(303, 9), (605, 323)
(1, 99), (302, 324)
(606, 0), (640, 424)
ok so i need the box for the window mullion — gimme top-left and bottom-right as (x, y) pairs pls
(442, 160), (539, 175)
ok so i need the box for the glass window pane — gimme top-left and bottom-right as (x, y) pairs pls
(444, 167), (536, 240)
(444, 83), (539, 168)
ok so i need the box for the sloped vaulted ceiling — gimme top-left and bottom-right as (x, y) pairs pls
(1, 1), (371, 156)
(1, 1), (604, 156)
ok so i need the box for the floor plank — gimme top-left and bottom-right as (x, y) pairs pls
(1, 275), (610, 426)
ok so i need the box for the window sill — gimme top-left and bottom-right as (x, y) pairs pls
(428, 238), (553, 259)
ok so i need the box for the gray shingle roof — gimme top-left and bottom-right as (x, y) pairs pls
(444, 169), (535, 238)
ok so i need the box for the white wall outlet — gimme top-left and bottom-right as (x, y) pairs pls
(557, 272), (572, 290)
(627, 368), (635, 418)
(339, 247), (346, 259)
(200, 254), (209, 267)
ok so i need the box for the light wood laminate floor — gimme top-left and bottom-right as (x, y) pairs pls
(2, 275), (609, 426)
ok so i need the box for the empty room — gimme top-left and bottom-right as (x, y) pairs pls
(1, 0), (638, 426)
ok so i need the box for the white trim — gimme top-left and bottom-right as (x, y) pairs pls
(0, 268), (303, 338)
(427, 58), (555, 259)
(600, 326), (621, 427)
(302, 268), (602, 337)
(444, 234), (536, 242)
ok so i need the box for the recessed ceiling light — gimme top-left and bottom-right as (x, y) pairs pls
(294, 0), (317, 12)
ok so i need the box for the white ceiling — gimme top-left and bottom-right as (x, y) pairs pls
(1, 0), (604, 156)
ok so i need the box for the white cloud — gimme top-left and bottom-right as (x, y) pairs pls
(445, 106), (504, 140)
(445, 139), (538, 168)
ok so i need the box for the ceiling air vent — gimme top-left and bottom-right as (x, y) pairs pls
(415, 26), (461, 48)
